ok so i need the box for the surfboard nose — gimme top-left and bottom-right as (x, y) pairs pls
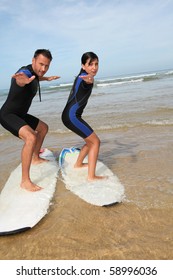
(59, 147), (80, 167)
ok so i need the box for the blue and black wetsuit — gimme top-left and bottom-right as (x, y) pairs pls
(0, 64), (40, 137)
(62, 71), (94, 139)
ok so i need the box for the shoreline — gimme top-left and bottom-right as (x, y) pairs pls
(0, 126), (173, 260)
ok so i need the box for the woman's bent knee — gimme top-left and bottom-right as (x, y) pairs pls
(85, 133), (100, 147)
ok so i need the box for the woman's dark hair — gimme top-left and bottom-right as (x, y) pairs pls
(81, 52), (98, 65)
(79, 52), (98, 74)
(34, 49), (53, 61)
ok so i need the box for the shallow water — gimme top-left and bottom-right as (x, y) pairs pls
(0, 70), (173, 260)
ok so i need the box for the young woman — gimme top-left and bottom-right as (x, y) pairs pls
(62, 52), (106, 181)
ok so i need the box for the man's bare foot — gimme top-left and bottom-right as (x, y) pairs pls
(88, 175), (108, 181)
(31, 157), (49, 165)
(20, 181), (43, 192)
(74, 163), (88, 168)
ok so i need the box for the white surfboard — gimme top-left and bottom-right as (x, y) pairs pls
(0, 149), (58, 235)
(59, 147), (125, 206)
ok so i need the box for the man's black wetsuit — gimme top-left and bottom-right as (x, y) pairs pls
(62, 71), (94, 139)
(0, 65), (40, 137)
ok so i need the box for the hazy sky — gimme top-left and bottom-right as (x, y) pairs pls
(0, 0), (173, 89)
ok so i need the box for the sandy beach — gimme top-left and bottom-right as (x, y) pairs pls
(0, 125), (173, 260)
(0, 70), (173, 260)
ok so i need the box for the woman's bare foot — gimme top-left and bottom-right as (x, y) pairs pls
(74, 162), (88, 168)
(20, 180), (43, 192)
(88, 175), (108, 181)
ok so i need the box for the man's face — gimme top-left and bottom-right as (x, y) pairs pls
(32, 54), (51, 77)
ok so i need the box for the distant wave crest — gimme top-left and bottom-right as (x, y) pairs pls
(95, 70), (173, 88)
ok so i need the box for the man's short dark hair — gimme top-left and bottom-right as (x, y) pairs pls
(34, 49), (52, 61)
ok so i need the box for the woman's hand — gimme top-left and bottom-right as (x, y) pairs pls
(79, 74), (94, 84)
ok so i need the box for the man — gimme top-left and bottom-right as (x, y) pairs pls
(0, 49), (60, 192)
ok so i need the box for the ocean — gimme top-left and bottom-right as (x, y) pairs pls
(0, 69), (173, 260)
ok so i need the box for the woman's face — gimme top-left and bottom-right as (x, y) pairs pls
(82, 58), (99, 76)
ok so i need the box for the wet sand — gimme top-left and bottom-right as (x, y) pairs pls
(1, 200), (172, 260)
(0, 126), (173, 260)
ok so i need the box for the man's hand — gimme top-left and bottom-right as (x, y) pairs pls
(47, 76), (60, 81)
(12, 72), (35, 87)
(39, 76), (61, 81)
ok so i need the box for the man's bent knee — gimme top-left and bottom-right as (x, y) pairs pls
(36, 121), (48, 135)
(26, 132), (37, 146)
